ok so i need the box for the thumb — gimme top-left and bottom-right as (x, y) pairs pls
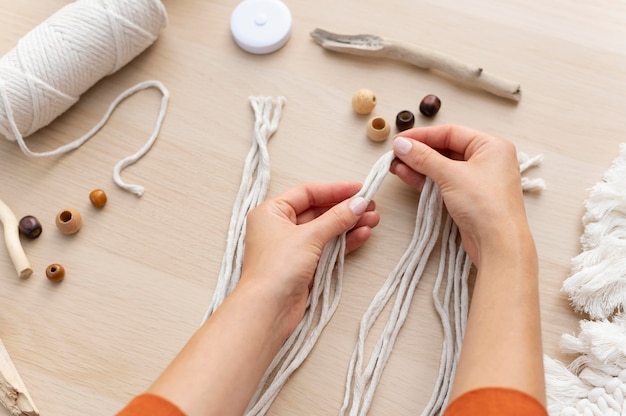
(393, 136), (454, 184)
(309, 196), (367, 243)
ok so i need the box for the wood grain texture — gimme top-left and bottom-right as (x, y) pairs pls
(0, 0), (624, 414)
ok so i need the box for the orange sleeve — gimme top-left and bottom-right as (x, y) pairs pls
(116, 393), (186, 416)
(443, 388), (547, 416)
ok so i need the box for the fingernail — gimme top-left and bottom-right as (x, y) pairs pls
(394, 137), (412, 155)
(349, 197), (367, 216)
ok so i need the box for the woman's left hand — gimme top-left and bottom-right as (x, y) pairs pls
(240, 181), (379, 337)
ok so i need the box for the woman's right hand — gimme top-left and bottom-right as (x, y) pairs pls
(390, 125), (530, 266)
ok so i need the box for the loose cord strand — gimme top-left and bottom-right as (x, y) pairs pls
(203, 96), (285, 323)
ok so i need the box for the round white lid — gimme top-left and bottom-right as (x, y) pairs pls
(230, 0), (292, 54)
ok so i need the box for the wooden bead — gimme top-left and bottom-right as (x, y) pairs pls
(366, 116), (391, 142)
(352, 89), (376, 114)
(46, 264), (65, 282)
(89, 189), (107, 208)
(18, 215), (42, 239)
(55, 208), (82, 235)
(395, 110), (415, 131)
(419, 94), (441, 117)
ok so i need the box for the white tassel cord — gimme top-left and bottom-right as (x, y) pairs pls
(519, 152), (546, 192)
(545, 143), (626, 416)
(545, 315), (626, 416)
(0, 0), (169, 195)
(562, 143), (626, 320)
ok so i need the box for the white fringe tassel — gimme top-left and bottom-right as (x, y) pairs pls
(546, 144), (626, 415)
(563, 144), (626, 320)
(545, 315), (626, 416)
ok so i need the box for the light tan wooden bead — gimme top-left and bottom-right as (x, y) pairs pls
(55, 208), (82, 235)
(351, 89), (376, 114)
(366, 116), (391, 142)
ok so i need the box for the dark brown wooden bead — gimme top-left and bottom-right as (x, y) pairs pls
(419, 94), (441, 117)
(46, 264), (65, 282)
(395, 110), (415, 131)
(18, 215), (42, 239)
(89, 189), (107, 208)
(55, 208), (82, 235)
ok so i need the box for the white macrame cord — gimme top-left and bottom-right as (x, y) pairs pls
(206, 98), (546, 416)
(0, 0), (169, 195)
(203, 96), (286, 321)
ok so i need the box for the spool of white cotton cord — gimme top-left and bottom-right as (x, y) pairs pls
(0, 0), (169, 196)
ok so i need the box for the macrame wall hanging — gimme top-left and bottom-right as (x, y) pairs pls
(205, 96), (545, 415)
(0, 0), (169, 196)
(546, 144), (626, 416)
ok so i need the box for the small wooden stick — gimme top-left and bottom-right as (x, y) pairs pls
(0, 200), (32, 279)
(310, 28), (522, 102)
(0, 339), (39, 416)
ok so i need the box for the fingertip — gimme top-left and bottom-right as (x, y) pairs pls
(392, 162), (427, 191)
(393, 136), (413, 156)
(345, 225), (373, 255)
(390, 158), (400, 174)
(349, 196), (367, 216)
(354, 210), (380, 230)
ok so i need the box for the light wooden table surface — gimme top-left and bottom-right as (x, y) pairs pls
(0, 1), (625, 414)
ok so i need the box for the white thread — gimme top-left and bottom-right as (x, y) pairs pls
(339, 188), (473, 416)
(341, 176), (443, 416)
(519, 152), (546, 192)
(203, 96), (285, 323)
(421, 217), (471, 415)
(340, 152), (541, 416)
(0, 0), (168, 195)
(248, 151), (396, 415)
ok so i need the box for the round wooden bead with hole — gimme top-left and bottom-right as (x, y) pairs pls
(89, 189), (107, 208)
(46, 264), (65, 282)
(395, 110), (415, 131)
(18, 215), (42, 239)
(352, 89), (377, 114)
(366, 116), (391, 142)
(55, 208), (82, 235)
(419, 94), (441, 117)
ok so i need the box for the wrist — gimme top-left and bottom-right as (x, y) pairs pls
(231, 278), (295, 341)
(475, 220), (537, 270)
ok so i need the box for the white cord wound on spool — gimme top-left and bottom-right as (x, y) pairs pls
(0, 0), (168, 196)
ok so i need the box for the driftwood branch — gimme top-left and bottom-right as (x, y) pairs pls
(0, 339), (39, 416)
(310, 28), (521, 102)
(0, 200), (32, 279)
(0, 201), (39, 414)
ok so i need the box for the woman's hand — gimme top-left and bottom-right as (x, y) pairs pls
(391, 125), (545, 406)
(146, 182), (379, 416)
(240, 181), (379, 338)
(390, 125), (528, 266)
